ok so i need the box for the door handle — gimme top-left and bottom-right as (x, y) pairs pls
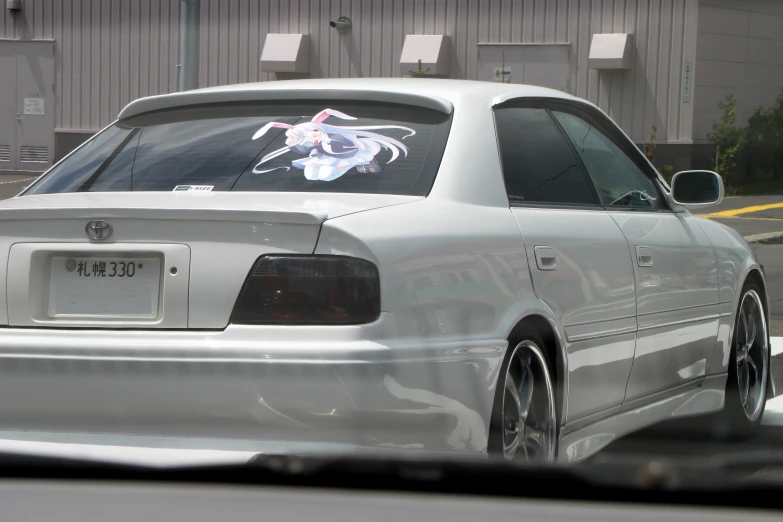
(636, 246), (653, 267)
(534, 246), (557, 271)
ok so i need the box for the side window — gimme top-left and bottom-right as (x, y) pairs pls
(551, 109), (665, 210)
(494, 106), (598, 206)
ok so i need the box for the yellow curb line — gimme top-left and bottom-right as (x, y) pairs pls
(701, 202), (783, 218)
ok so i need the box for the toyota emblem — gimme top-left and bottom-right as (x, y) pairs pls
(85, 220), (113, 241)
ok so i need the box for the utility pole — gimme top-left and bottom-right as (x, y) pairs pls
(177, 0), (200, 91)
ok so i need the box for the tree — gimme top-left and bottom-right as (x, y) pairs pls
(707, 94), (744, 182)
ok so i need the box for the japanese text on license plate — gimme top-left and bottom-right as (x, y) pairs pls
(69, 259), (143, 278)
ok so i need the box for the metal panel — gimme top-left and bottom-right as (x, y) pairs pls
(0, 0), (180, 132)
(15, 40), (55, 171)
(0, 42), (16, 171)
(0, 0), (699, 142)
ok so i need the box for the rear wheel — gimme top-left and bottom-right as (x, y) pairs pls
(488, 335), (557, 461)
(718, 282), (770, 439)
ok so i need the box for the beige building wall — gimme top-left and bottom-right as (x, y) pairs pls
(694, 0), (783, 142)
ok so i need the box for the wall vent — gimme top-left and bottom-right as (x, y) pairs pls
(20, 145), (48, 163)
(0, 145), (10, 162)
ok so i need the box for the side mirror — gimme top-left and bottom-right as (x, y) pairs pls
(670, 170), (724, 208)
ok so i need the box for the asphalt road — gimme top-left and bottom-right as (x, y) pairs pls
(0, 173), (38, 199)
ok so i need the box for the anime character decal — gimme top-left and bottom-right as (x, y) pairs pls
(251, 109), (416, 181)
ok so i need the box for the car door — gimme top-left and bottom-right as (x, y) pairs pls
(494, 100), (637, 423)
(549, 102), (720, 403)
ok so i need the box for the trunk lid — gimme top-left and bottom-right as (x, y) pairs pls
(0, 192), (420, 328)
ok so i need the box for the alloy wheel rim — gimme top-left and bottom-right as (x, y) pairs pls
(736, 289), (768, 422)
(501, 341), (556, 461)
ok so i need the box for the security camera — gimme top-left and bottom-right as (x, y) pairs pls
(329, 16), (352, 35)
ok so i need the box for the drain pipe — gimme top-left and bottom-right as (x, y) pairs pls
(177, 0), (200, 91)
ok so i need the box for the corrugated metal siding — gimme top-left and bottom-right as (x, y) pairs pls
(0, 0), (179, 131)
(0, 0), (699, 141)
(198, 0), (698, 142)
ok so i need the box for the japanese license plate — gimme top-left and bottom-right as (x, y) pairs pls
(48, 256), (162, 318)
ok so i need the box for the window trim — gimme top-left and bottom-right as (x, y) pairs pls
(544, 100), (671, 213)
(491, 99), (602, 209)
(494, 97), (671, 213)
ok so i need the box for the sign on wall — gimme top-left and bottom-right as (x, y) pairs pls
(493, 66), (512, 82)
(23, 97), (44, 115)
(683, 62), (692, 103)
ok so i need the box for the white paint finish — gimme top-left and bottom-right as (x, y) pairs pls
(511, 209), (636, 326)
(628, 306), (720, 400)
(608, 212), (719, 315)
(511, 208), (636, 421)
(610, 210), (720, 401)
(316, 199), (539, 341)
(699, 5), (750, 36)
(0, 321), (506, 455)
(693, 215), (762, 305)
(0, 191), (423, 329)
(118, 81), (455, 120)
(561, 374), (726, 462)
(563, 331), (636, 421)
(1, 82), (766, 462)
(2, 190), (418, 222)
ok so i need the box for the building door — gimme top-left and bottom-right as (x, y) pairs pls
(0, 41), (55, 173)
(478, 44), (571, 93)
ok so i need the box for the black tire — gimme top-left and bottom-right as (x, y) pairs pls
(715, 280), (770, 441)
(488, 328), (558, 461)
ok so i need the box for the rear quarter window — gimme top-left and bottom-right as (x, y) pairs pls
(25, 101), (452, 197)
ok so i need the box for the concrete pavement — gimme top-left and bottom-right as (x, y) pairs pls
(0, 173), (39, 200)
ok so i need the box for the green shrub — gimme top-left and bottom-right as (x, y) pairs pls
(707, 94), (744, 183)
(708, 88), (783, 189)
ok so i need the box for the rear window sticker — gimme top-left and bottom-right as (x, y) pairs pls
(250, 108), (416, 181)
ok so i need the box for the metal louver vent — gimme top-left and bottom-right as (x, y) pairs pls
(0, 145), (10, 162)
(20, 145), (48, 163)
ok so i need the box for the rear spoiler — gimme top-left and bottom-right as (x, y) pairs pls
(118, 88), (453, 121)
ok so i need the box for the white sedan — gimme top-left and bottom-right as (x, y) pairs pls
(0, 79), (771, 464)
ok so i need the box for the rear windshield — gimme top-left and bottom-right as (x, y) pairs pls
(25, 101), (452, 196)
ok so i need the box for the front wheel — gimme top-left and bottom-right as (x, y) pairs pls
(719, 283), (770, 439)
(488, 336), (557, 461)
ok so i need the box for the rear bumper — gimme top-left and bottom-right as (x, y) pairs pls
(0, 316), (506, 457)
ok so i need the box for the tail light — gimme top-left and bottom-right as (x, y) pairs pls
(230, 255), (381, 325)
